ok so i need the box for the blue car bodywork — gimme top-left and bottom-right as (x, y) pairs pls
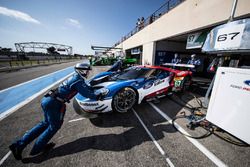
(73, 65), (191, 117)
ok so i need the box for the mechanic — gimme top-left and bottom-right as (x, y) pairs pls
(171, 53), (181, 64)
(9, 63), (105, 160)
(187, 54), (201, 71)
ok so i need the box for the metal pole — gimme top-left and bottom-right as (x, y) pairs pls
(203, 57), (225, 108)
(203, 76), (215, 108)
(229, 0), (238, 22)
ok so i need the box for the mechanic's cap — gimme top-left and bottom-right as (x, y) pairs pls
(75, 63), (92, 70)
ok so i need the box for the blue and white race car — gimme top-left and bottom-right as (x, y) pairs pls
(73, 65), (192, 118)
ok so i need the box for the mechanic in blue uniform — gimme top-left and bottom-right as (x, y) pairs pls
(9, 63), (104, 160)
(187, 54), (201, 72)
(171, 53), (181, 64)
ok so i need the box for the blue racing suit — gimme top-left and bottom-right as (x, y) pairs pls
(187, 59), (201, 72)
(171, 58), (181, 64)
(187, 59), (201, 66)
(13, 73), (97, 155)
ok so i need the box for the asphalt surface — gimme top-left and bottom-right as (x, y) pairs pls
(0, 63), (249, 167)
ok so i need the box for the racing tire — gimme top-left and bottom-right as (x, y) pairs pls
(181, 76), (191, 91)
(112, 87), (137, 113)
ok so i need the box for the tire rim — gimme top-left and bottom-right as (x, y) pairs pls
(114, 88), (136, 112)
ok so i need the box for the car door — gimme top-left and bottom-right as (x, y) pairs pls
(138, 69), (171, 102)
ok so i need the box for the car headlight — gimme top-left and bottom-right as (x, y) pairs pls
(94, 88), (109, 96)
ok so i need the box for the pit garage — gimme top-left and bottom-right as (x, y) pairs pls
(154, 28), (250, 79)
(125, 46), (143, 65)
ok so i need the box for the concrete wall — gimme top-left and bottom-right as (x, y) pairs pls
(142, 42), (156, 65)
(117, 0), (250, 51)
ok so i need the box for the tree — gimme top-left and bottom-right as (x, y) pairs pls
(0, 48), (12, 52)
(47, 46), (56, 54)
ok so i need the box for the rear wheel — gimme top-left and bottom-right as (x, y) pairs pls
(181, 76), (191, 91)
(112, 87), (137, 113)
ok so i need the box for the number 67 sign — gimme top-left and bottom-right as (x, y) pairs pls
(214, 24), (245, 50)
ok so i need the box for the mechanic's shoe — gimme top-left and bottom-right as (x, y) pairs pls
(30, 142), (56, 156)
(9, 144), (23, 160)
(43, 142), (56, 153)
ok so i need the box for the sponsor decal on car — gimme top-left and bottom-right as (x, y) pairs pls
(174, 77), (184, 87)
(80, 102), (99, 106)
(230, 81), (250, 92)
(244, 80), (250, 86)
(154, 79), (164, 86)
(143, 81), (154, 89)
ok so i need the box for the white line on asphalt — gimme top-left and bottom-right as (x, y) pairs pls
(132, 109), (175, 167)
(148, 102), (228, 167)
(0, 66), (73, 93)
(0, 72), (74, 121)
(0, 151), (11, 166)
(68, 118), (85, 123)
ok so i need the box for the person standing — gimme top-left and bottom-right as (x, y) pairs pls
(9, 63), (106, 160)
(187, 54), (201, 72)
(171, 53), (181, 64)
(136, 18), (141, 31)
(140, 17), (145, 29)
(187, 54), (201, 66)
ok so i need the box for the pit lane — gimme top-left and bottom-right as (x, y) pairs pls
(0, 64), (249, 167)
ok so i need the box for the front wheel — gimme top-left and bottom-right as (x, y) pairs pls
(112, 87), (137, 113)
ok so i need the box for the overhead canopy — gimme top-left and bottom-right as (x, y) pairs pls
(91, 45), (122, 50)
(202, 18), (250, 54)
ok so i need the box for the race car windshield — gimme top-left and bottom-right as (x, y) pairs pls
(116, 67), (150, 80)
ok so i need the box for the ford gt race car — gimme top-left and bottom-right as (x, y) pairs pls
(73, 65), (192, 118)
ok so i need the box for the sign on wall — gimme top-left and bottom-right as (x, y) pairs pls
(214, 24), (245, 50)
(131, 47), (141, 55)
(202, 18), (250, 53)
(186, 31), (208, 49)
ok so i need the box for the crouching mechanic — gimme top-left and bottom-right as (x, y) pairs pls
(9, 63), (106, 160)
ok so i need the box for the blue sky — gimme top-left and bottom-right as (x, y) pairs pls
(0, 0), (166, 54)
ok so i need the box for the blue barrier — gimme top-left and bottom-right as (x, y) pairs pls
(0, 66), (74, 115)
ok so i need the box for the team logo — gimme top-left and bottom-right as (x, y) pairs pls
(143, 81), (153, 89)
(154, 79), (164, 86)
(80, 102), (98, 106)
(244, 80), (250, 86)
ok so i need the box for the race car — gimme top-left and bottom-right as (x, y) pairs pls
(73, 65), (192, 118)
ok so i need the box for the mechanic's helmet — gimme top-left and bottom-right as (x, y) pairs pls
(191, 54), (196, 59)
(174, 53), (178, 59)
(75, 63), (92, 78)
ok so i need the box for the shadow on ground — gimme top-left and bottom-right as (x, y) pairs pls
(22, 111), (177, 164)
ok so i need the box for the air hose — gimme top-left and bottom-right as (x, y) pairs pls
(170, 92), (250, 147)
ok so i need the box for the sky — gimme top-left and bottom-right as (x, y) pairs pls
(0, 0), (166, 54)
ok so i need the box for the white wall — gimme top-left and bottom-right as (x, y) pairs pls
(117, 0), (250, 60)
(142, 42), (156, 65)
